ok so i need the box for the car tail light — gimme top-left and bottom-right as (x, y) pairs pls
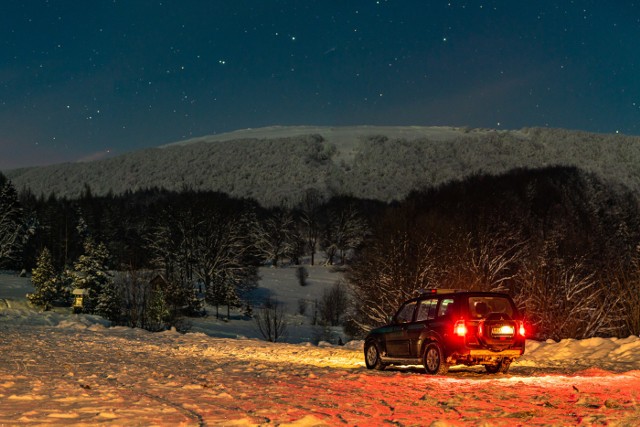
(454, 320), (467, 337)
(518, 321), (526, 337)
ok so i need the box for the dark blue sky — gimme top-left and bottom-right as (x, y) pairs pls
(1, 0), (639, 169)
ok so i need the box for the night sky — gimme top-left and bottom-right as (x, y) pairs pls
(1, 1), (639, 170)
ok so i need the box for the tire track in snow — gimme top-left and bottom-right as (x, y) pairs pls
(113, 380), (205, 427)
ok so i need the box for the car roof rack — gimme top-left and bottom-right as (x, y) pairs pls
(415, 288), (468, 296)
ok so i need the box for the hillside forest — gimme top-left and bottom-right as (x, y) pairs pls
(2, 165), (640, 342)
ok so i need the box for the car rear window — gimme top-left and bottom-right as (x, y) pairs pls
(438, 298), (454, 317)
(468, 296), (514, 319)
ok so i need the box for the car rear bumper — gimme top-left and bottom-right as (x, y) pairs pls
(468, 348), (523, 357)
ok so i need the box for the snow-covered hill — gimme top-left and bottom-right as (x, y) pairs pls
(2, 269), (640, 425)
(5, 125), (640, 206)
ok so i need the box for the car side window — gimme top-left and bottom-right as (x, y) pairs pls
(438, 298), (454, 318)
(416, 299), (438, 321)
(395, 301), (417, 323)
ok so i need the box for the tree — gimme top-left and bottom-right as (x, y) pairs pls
(455, 230), (527, 293)
(346, 206), (438, 333)
(255, 209), (298, 267)
(192, 212), (258, 299)
(605, 245), (640, 336)
(298, 188), (324, 265)
(205, 275), (241, 320)
(321, 204), (368, 265)
(68, 237), (112, 313)
(146, 285), (170, 332)
(27, 247), (60, 310)
(147, 207), (258, 320)
(254, 297), (288, 342)
(114, 269), (153, 328)
(516, 241), (617, 340)
(296, 266), (308, 286)
(319, 281), (350, 326)
(0, 180), (32, 269)
(95, 277), (122, 322)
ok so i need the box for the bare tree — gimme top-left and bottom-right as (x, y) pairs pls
(254, 297), (288, 342)
(516, 253), (618, 340)
(254, 209), (298, 267)
(346, 208), (438, 333)
(319, 281), (350, 326)
(456, 230), (527, 292)
(609, 246), (640, 336)
(321, 204), (368, 265)
(298, 188), (324, 265)
(114, 269), (153, 329)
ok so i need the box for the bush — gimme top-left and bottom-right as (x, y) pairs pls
(319, 281), (350, 326)
(296, 266), (308, 286)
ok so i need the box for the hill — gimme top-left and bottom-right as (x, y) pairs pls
(5, 125), (640, 206)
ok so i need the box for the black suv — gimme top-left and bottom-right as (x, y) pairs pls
(364, 290), (526, 374)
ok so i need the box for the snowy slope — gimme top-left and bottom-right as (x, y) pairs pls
(5, 125), (640, 206)
(1, 269), (640, 425)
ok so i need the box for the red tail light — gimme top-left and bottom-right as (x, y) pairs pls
(454, 320), (467, 337)
(518, 321), (526, 337)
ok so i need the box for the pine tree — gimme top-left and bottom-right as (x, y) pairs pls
(27, 247), (59, 310)
(0, 180), (31, 269)
(184, 287), (204, 317)
(146, 286), (169, 331)
(68, 237), (112, 313)
(95, 278), (122, 322)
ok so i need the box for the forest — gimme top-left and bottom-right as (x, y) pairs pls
(7, 127), (640, 207)
(2, 165), (640, 341)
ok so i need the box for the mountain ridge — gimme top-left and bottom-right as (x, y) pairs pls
(5, 126), (640, 207)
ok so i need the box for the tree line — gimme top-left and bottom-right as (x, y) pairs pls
(346, 166), (640, 340)
(3, 165), (640, 340)
(1, 172), (373, 331)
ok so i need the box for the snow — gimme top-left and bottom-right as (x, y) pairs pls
(2, 269), (640, 425)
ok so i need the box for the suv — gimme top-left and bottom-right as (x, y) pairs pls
(364, 289), (526, 374)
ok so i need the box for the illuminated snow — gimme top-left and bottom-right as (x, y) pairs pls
(1, 270), (640, 425)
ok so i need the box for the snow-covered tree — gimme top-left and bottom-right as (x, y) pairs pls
(27, 247), (60, 310)
(95, 278), (122, 322)
(321, 204), (368, 265)
(254, 209), (298, 267)
(0, 180), (32, 269)
(347, 228), (437, 332)
(205, 275), (241, 320)
(68, 237), (112, 313)
(146, 285), (170, 332)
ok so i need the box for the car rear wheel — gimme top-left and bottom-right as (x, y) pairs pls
(423, 342), (449, 375)
(485, 358), (511, 374)
(364, 341), (386, 370)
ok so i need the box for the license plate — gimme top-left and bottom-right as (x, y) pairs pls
(492, 325), (514, 335)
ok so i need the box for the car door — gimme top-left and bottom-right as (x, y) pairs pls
(385, 301), (417, 357)
(408, 298), (438, 357)
(428, 297), (456, 347)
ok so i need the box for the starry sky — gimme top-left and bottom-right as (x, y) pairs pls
(1, 1), (639, 170)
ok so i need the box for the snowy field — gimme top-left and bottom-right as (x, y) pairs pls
(1, 269), (640, 426)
